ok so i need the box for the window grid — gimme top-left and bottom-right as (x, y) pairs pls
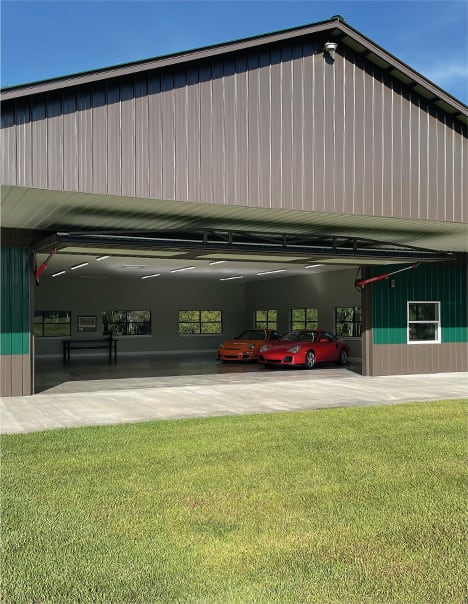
(179, 310), (222, 335)
(335, 307), (362, 337)
(102, 310), (151, 336)
(34, 311), (71, 337)
(255, 309), (277, 330)
(407, 301), (441, 344)
(290, 308), (319, 330)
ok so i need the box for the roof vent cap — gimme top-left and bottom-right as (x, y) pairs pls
(330, 15), (346, 23)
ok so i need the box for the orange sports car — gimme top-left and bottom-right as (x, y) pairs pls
(216, 328), (282, 362)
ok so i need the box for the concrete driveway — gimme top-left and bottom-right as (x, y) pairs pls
(1, 369), (467, 434)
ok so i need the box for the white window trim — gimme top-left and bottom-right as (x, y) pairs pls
(407, 301), (441, 344)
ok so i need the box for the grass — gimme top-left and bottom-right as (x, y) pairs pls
(1, 399), (467, 603)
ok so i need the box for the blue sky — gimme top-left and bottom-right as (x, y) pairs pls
(2, 0), (467, 103)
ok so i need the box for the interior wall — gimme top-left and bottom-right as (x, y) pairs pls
(34, 267), (362, 359)
(34, 275), (246, 357)
(244, 268), (362, 358)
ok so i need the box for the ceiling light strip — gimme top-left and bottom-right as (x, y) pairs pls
(220, 276), (244, 281)
(170, 266), (196, 273)
(70, 262), (88, 270)
(141, 274), (161, 279)
(256, 269), (287, 276)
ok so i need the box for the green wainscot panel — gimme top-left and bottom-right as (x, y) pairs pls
(373, 263), (467, 345)
(1, 247), (30, 355)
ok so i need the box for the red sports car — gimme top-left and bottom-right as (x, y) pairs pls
(257, 329), (350, 369)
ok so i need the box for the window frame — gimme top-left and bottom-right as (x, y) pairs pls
(289, 308), (319, 331)
(178, 310), (223, 335)
(102, 310), (152, 336)
(254, 309), (278, 330)
(335, 306), (362, 338)
(407, 301), (441, 344)
(34, 310), (72, 337)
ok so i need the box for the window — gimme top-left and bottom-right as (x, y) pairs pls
(102, 310), (151, 336)
(408, 302), (440, 343)
(179, 310), (222, 335)
(290, 308), (318, 330)
(335, 307), (361, 337)
(34, 311), (71, 337)
(255, 309), (277, 330)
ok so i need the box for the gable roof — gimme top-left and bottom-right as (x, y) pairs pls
(2, 16), (467, 125)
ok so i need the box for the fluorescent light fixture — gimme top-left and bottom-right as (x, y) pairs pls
(256, 269), (287, 276)
(220, 276), (244, 281)
(52, 271), (66, 277)
(70, 262), (88, 270)
(141, 273), (161, 279)
(209, 260), (227, 265)
(305, 264), (323, 269)
(96, 255), (110, 261)
(171, 266), (196, 273)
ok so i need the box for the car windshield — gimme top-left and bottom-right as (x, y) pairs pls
(283, 330), (317, 342)
(236, 330), (267, 340)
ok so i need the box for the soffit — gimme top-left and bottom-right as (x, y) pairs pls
(2, 185), (467, 255)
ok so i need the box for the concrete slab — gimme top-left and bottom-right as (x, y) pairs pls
(1, 370), (467, 434)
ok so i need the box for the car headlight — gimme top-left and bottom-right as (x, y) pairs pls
(287, 345), (301, 353)
(260, 345), (269, 352)
(247, 344), (256, 350)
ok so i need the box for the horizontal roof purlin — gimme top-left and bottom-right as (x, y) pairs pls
(1, 16), (467, 123)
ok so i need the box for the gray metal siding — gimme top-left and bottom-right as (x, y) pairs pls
(1, 41), (466, 222)
(370, 342), (468, 375)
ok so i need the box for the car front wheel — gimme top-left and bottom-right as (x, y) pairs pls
(337, 348), (348, 365)
(304, 351), (315, 369)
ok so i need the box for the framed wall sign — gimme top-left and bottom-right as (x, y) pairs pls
(77, 315), (97, 332)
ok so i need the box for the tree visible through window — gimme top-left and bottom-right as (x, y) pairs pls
(335, 307), (361, 337)
(255, 310), (277, 330)
(34, 311), (71, 337)
(290, 308), (318, 330)
(179, 310), (222, 334)
(103, 310), (151, 335)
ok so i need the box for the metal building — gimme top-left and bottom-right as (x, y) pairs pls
(1, 16), (467, 396)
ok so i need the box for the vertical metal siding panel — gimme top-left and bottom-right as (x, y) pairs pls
(63, 93), (78, 191)
(323, 50), (337, 212)
(0, 356), (12, 397)
(270, 49), (282, 209)
(47, 95), (63, 190)
(135, 77), (149, 198)
(161, 73), (175, 200)
(436, 116), (446, 221)
(31, 100), (47, 188)
(148, 74), (162, 199)
(333, 49), (345, 214)
(174, 71), (189, 201)
(343, 57), (355, 215)
(400, 91), (411, 219)
(382, 78), (394, 217)
(257, 51), (272, 207)
(211, 63), (225, 204)
(1, 108), (17, 185)
(353, 61), (365, 215)
(427, 110), (439, 221)
(235, 57), (248, 206)
(247, 54), (260, 207)
(106, 82), (122, 195)
(409, 95), (420, 219)
(291, 44), (304, 210)
(445, 124), (455, 223)
(77, 89), (92, 192)
(280, 47), (293, 209)
(391, 83), (403, 217)
(199, 64), (213, 203)
(302, 45), (314, 212)
(373, 73), (385, 216)
(91, 85), (107, 194)
(16, 103), (33, 187)
(312, 52), (325, 211)
(362, 66), (375, 216)
(187, 67), (201, 202)
(120, 80), (136, 197)
(417, 103), (429, 220)
(223, 60), (237, 205)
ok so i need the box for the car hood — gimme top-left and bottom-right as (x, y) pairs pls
(221, 339), (264, 347)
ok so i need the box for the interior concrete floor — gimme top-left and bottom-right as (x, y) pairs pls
(34, 352), (362, 394)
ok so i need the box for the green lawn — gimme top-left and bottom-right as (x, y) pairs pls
(1, 400), (466, 603)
